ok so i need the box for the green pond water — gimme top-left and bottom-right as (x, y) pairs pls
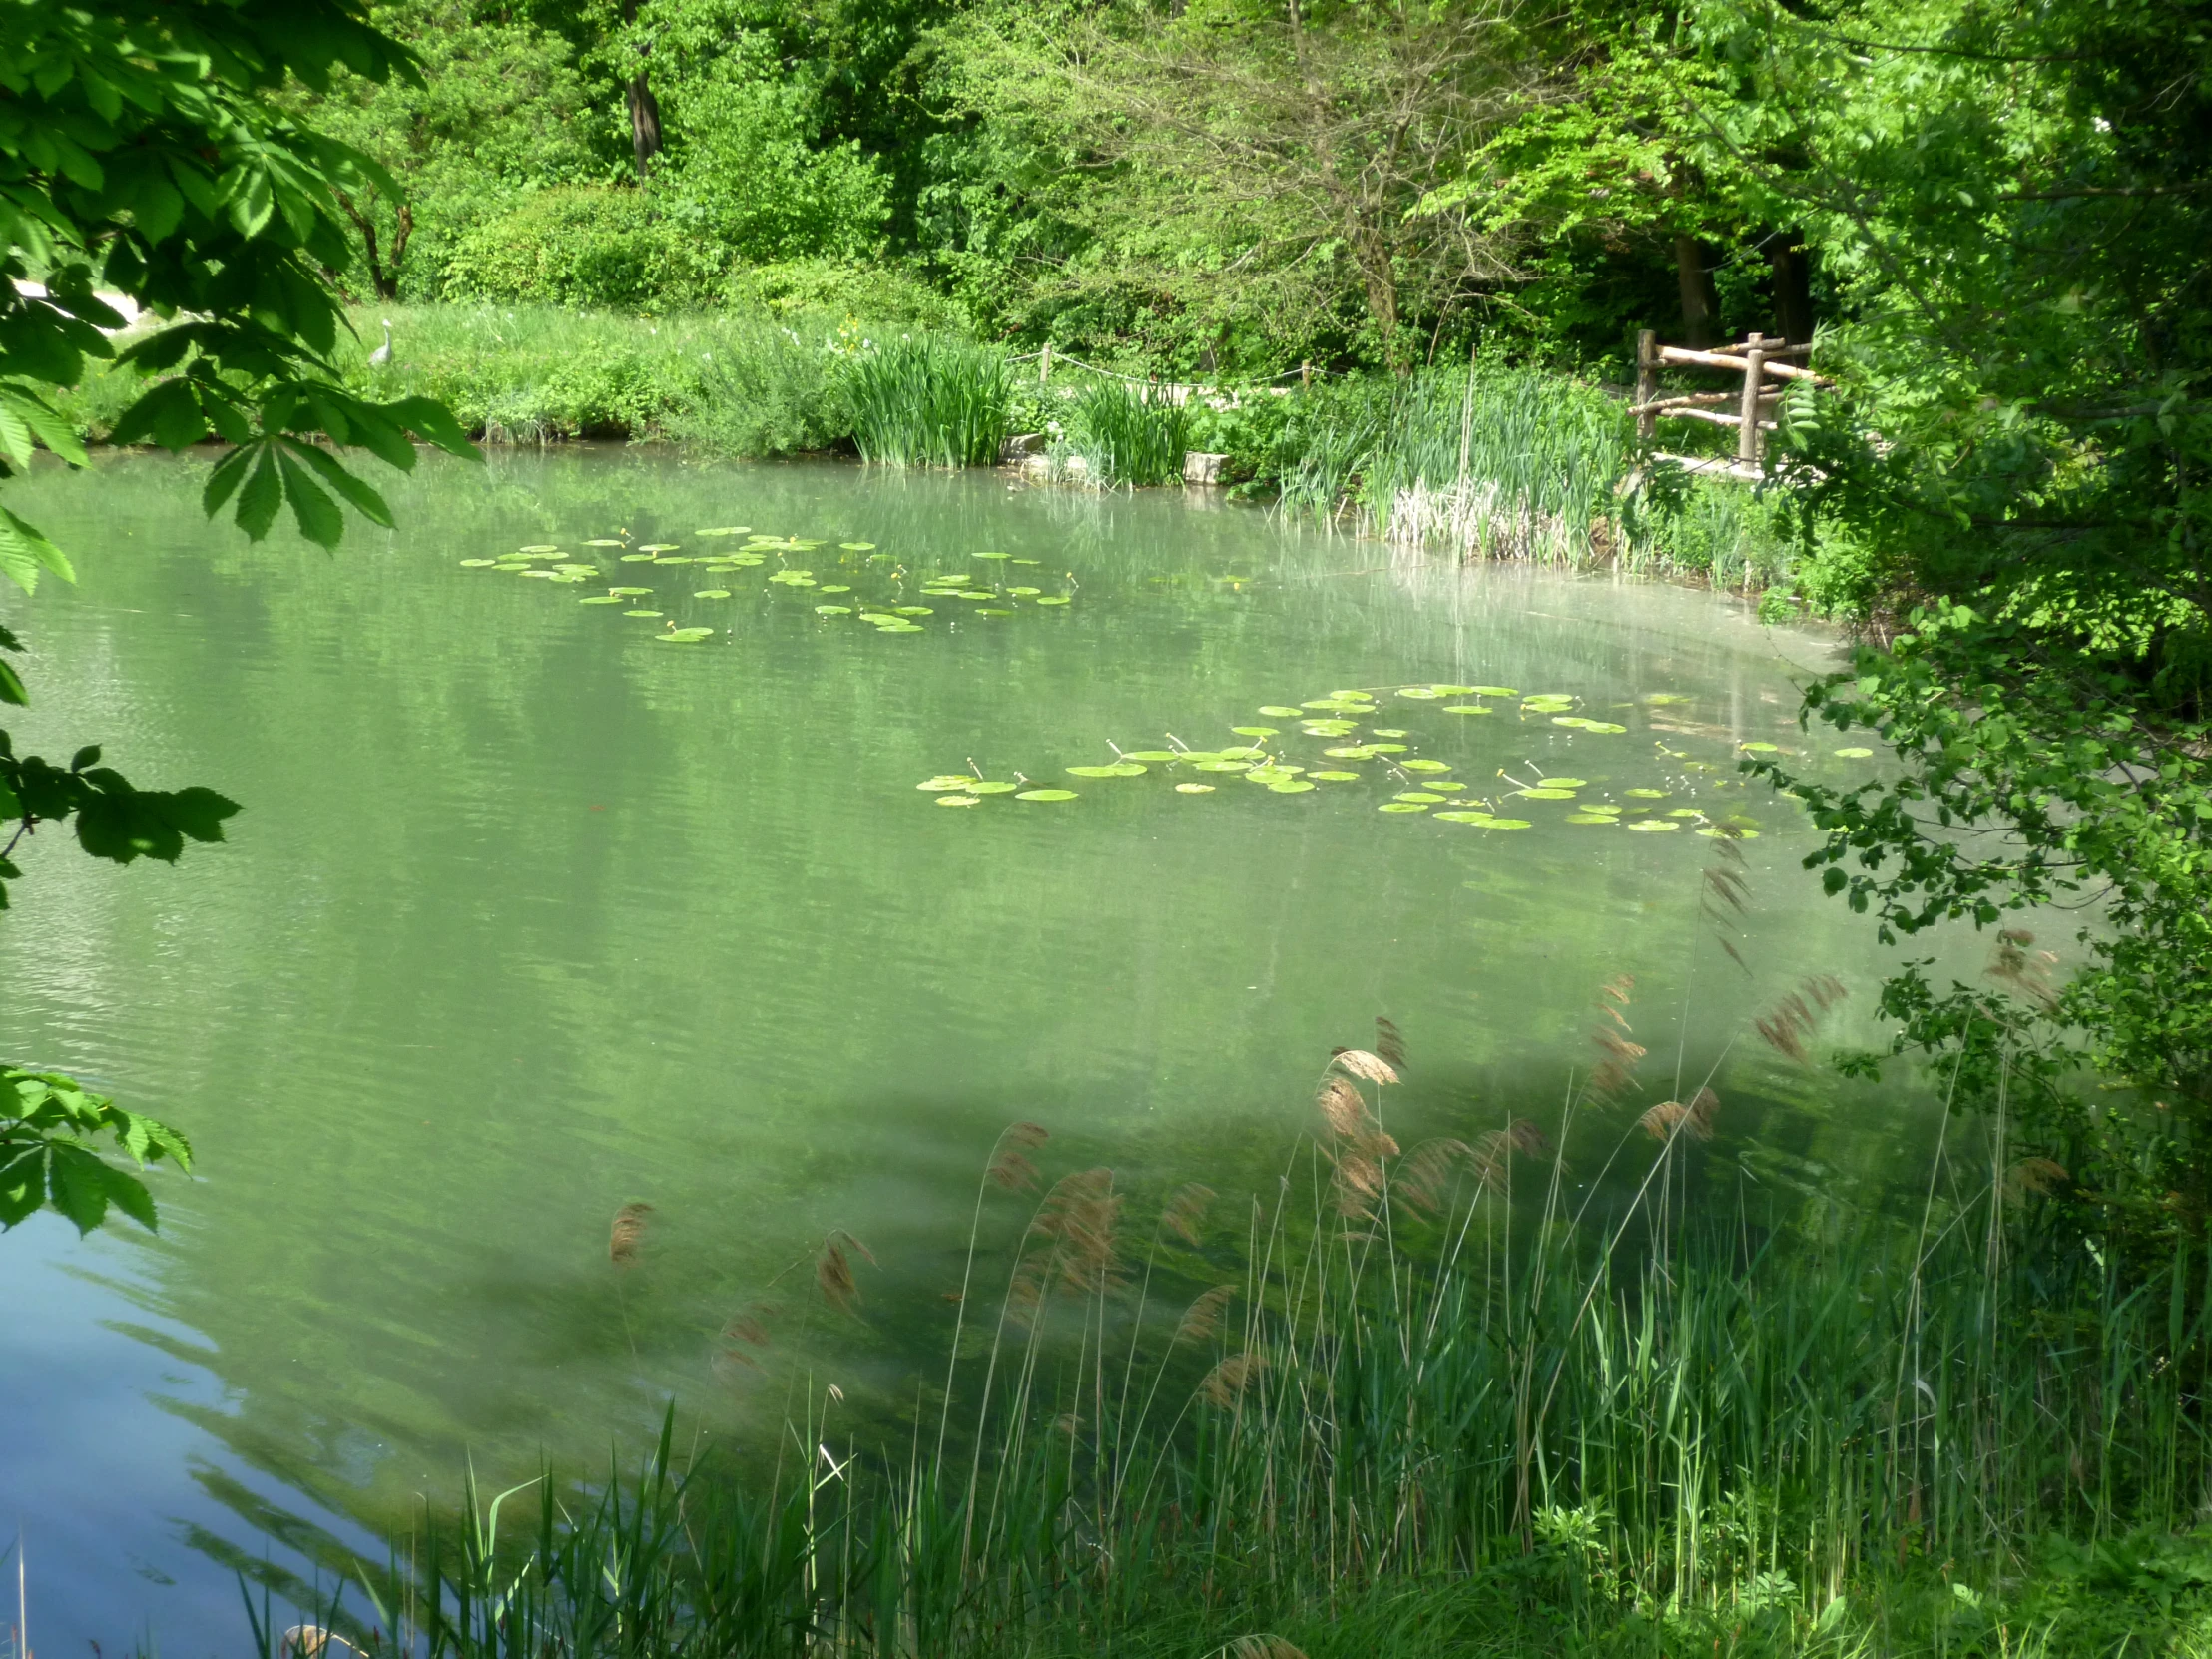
(1, 449), (1922, 1649)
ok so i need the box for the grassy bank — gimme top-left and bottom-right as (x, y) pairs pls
(250, 1015), (2207, 1659)
(56, 304), (1799, 589)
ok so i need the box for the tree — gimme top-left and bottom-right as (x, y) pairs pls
(0, 0), (474, 1234)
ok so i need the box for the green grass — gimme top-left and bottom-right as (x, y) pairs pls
(245, 1033), (2212, 1659)
(1062, 380), (1193, 486)
(843, 335), (1014, 468)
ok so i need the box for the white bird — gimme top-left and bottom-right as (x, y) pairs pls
(367, 318), (393, 367)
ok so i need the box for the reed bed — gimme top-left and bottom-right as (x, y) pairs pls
(1059, 381), (1193, 487)
(257, 986), (2210, 1659)
(843, 336), (1013, 468)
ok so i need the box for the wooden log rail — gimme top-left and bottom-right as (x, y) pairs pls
(1632, 329), (1833, 475)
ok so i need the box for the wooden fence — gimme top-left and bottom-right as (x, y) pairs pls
(1632, 329), (1831, 481)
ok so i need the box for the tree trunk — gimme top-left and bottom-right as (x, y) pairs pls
(1770, 231), (1815, 345)
(1673, 233), (1719, 349)
(622, 0), (663, 180)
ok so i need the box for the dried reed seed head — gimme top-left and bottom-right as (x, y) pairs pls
(1506, 1117), (1552, 1156)
(1316, 1075), (1369, 1138)
(816, 1230), (873, 1316)
(1598, 974), (1635, 1008)
(2004, 1156), (2070, 1197)
(1374, 1015), (1407, 1071)
(1997, 928), (2035, 947)
(609, 1202), (654, 1270)
(1332, 1150), (1385, 1218)
(1162, 1181), (1215, 1246)
(1199, 1351), (1266, 1407)
(1174, 1282), (1237, 1346)
(1001, 1120), (1050, 1151)
(1703, 866), (1752, 915)
(987, 1150), (1041, 1192)
(1331, 1048), (1400, 1086)
(1391, 1137), (1472, 1214)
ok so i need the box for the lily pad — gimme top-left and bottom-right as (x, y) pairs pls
(1258, 705), (1303, 718)
(979, 608), (1016, 616)
(1123, 751), (1180, 763)
(1537, 777), (1588, 788)
(1231, 726), (1279, 738)
(1433, 811), (1495, 825)
(1175, 783), (1215, 794)
(1667, 809), (1705, 818)
(1695, 826), (1761, 838)
(695, 589), (734, 599)
(1567, 719), (1629, 733)
(1218, 745), (1268, 759)
(519, 544), (559, 554)
(1740, 741), (1780, 753)
(1400, 759), (1451, 774)
(1302, 721), (1359, 737)
(975, 551), (1011, 560)
(1429, 781), (1466, 792)
(970, 781), (1020, 795)
(579, 595), (624, 605)
(623, 609), (663, 618)
(892, 606), (934, 616)
(1367, 743), (1409, 755)
(1518, 788), (1577, 800)
(1323, 746), (1377, 760)
(1625, 788), (1670, 799)
(1398, 687), (1442, 700)
(1370, 728), (1409, 739)
(840, 542), (876, 550)
(521, 569), (557, 578)
(1470, 686), (1520, 698)
(1310, 771), (1361, 782)
(1483, 819), (1532, 830)
(957, 591), (996, 600)
(815, 605), (853, 615)
(1195, 760), (1252, 773)
(1016, 789), (1077, 802)
(459, 558), (497, 567)
(1626, 819), (1681, 832)
(659, 627), (715, 643)
(1395, 792), (1443, 804)
(1379, 802), (1430, 813)
(1565, 814), (1618, 826)
(585, 538), (626, 548)
(920, 775), (979, 791)
(1269, 780), (1316, 793)
(1034, 596), (1071, 606)
(1646, 693), (1690, 705)
(1834, 747), (1873, 759)
(936, 795), (980, 807)
(610, 586), (653, 596)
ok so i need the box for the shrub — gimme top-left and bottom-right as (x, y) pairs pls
(441, 188), (724, 311)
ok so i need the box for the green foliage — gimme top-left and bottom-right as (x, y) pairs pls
(843, 335), (1012, 467)
(0, 0), (472, 1237)
(0, 1067), (192, 1234)
(1063, 380), (1190, 486)
(443, 187), (726, 311)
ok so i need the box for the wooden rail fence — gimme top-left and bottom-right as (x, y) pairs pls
(1632, 328), (1832, 481)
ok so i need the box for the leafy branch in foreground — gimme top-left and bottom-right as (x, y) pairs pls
(0, 1066), (192, 1234)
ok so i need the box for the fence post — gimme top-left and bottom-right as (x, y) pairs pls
(1040, 342), (1051, 386)
(1635, 329), (1657, 442)
(1301, 359), (1312, 389)
(1738, 332), (1766, 469)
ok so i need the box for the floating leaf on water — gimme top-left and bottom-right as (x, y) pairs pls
(1429, 685), (1478, 696)
(459, 557), (497, 567)
(732, 556), (766, 566)
(555, 563), (599, 573)
(979, 607), (1016, 616)
(610, 586), (653, 596)
(1269, 780), (1316, 793)
(1626, 819), (1681, 832)
(623, 609), (664, 618)
(653, 556), (693, 564)
(638, 544), (678, 553)
(585, 538), (625, 547)
(1834, 747), (1873, 758)
(937, 795), (980, 807)
(1366, 743), (1409, 755)
(1258, 705), (1303, 718)
(1740, 741), (1780, 752)
(1667, 809), (1705, 818)
(1123, 750), (1180, 763)
(1565, 814), (1618, 826)
(1647, 693), (1690, 705)
(1398, 687), (1443, 700)
(1400, 759), (1451, 773)
(919, 775), (975, 791)
(1034, 596), (1071, 606)
(1379, 802), (1430, 814)
(1016, 789), (1077, 802)
(1429, 781), (1466, 792)
(1214, 745), (1265, 759)
(1395, 792), (1442, 804)
(1695, 826), (1760, 838)
(815, 605), (853, 615)
(1011, 557), (1041, 565)
(660, 627), (715, 643)
(521, 569), (557, 578)
(975, 551), (1011, 560)
(1442, 705), (1495, 715)
(1625, 788), (1669, 799)
(1518, 787), (1576, 799)
(970, 781), (1020, 795)
(1537, 777), (1588, 789)
(1310, 770), (1361, 782)
(621, 552), (657, 563)
(1232, 726), (1279, 738)
(1009, 586), (1042, 596)
(1174, 752), (1224, 764)
(519, 544), (559, 554)
(579, 595), (624, 605)
(840, 542), (875, 550)
(1433, 811), (1495, 825)
(1370, 728), (1409, 739)
(1565, 719), (1628, 733)
(547, 574), (586, 584)
(957, 591), (996, 600)
(1175, 783), (1215, 794)
(695, 589), (734, 599)
(1195, 760), (1251, 773)
(1302, 721), (1358, 737)
(1470, 686), (1519, 698)
(879, 623), (925, 633)
(1322, 745), (1374, 760)
(894, 606), (934, 616)
(1483, 819), (1531, 830)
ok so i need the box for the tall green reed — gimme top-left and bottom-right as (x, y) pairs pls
(842, 336), (1013, 468)
(1062, 381), (1192, 487)
(273, 989), (2206, 1659)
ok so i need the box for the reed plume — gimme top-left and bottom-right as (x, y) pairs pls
(1589, 977), (1646, 1099)
(711, 1300), (776, 1382)
(1331, 1047), (1400, 1086)
(1393, 1137), (1474, 1214)
(1470, 1119), (1551, 1191)
(987, 1122), (1050, 1192)
(1161, 1181), (1215, 1247)
(1317, 1075), (1368, 1139)
(1174, 1283), (1237, 1346)
(1988, 929), (2061, 1009)
(609, 1202), (654, 1269)
(1024, 1167), (1124, 1297)
(2003, 1156), (2070, 1198)
(1637, 1085), (1721, 1143)
(1199, 1351), (1266, 1407)
(816, 1229), (876, 1317)
(1755, 974), (1848, 1064)
(1374, 1015), (1407, 1072)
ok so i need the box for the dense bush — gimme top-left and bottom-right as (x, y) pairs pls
(442, 189), (725, 311)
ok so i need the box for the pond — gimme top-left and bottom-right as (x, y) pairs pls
(0, 449), (1920, 1651)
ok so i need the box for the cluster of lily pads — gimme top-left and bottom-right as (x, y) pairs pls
(459, 530), (1075, 641)
(916, 682), (1776, 836)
